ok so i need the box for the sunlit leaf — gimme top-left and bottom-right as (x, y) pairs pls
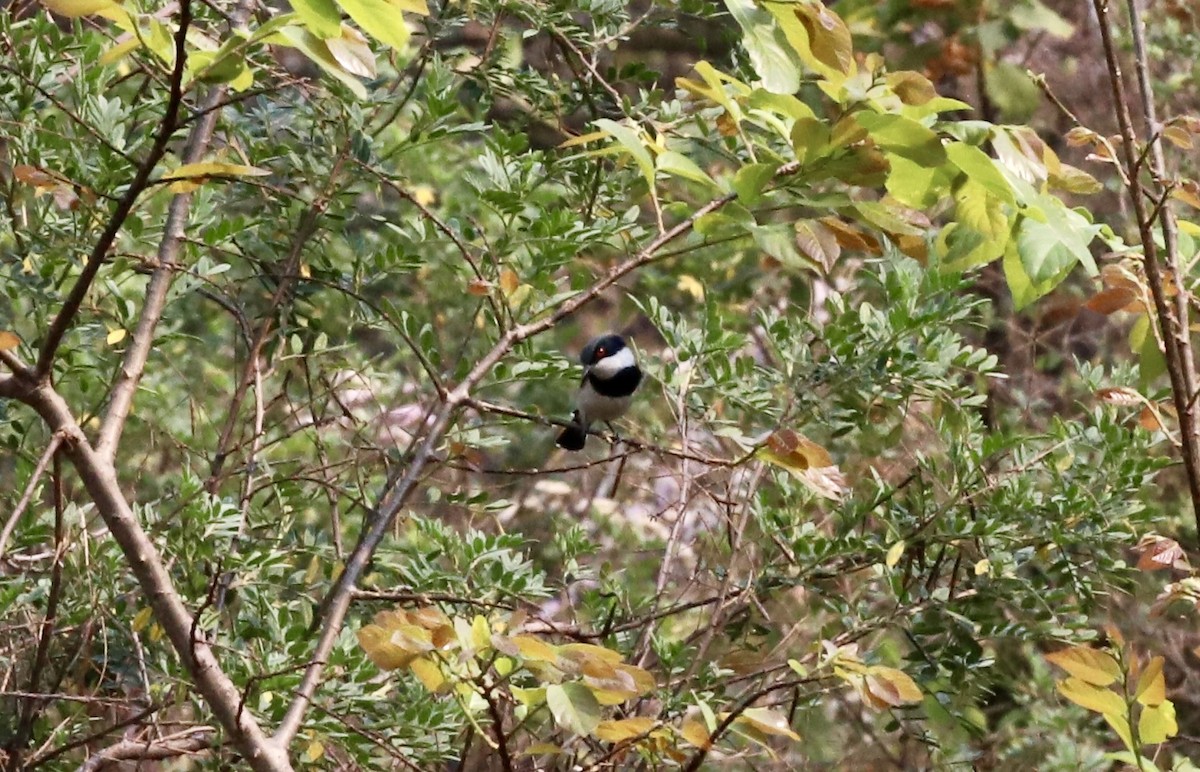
(1056, 677), (1125, 715)
(730, 707), (801, 740)
(595, 717), (657, 743)
(1134, 656), (1166, 706)
(1138, 700), (1177, 744)
(1045, 646), (1122, 686)
(0, 331), (19, 352)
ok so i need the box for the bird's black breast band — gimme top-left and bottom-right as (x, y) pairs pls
(587, 367), (642, 397)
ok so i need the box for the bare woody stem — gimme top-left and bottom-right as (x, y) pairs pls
(1093, 0), (1200, 540)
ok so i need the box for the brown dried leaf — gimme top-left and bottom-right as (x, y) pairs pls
(1135, 534), (1190, 572)
(1095, 386), (1143, 407)
(1085, 286), (1138, 315)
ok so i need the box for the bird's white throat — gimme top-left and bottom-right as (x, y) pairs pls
(590, 346), (636, 377)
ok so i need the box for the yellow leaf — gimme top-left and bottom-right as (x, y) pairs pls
(356, 624), (417, 670)
(39, 0), (118, 17)
(730, 707), (801, 741)
(974, 558), (991, 576)
(99, 37), (141, 66)
(161, 162), (271, 188)
(864, 666), (923, 707)
(1045, 646), (1122, 686)
(594, 717), (657, 743)
(885, 540), (905, 569)
(756, 429), (833, 473)
(1056, 677), (1125, 716)
(510, 686), (546, 707)
(107, 328), (127, 345)
(677, 274), (705, 301)
(1138, 700), (1177, 744)
(499, 268), (520, 297)
(389, 0), (429, 15)
(304, 739), (324, 762)
(131, 606), (153, 633)
(409, 657), (445, 692)
(558, 642), (623, 665)
(521, 742), (562, 756)
(1105, 711), (1135, 753)
(1134, 656), (1166, 706)
(0, 331), (19, 352)
(470, 615), (491, 651)
(411, 184), (437, 206)
(678, 720), (712, 749)
(512, 634), (559, 663)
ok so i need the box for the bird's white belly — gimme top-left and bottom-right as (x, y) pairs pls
(577, 382), (633, 423)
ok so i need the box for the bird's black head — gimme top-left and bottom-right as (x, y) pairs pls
(580, 334), (627, 366)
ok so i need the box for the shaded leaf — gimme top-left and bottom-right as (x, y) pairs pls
(546, 682), (601, 736)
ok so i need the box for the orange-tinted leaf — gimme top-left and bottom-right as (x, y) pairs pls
(1138, 405), (1165, 432)
(0, 331), (19, 352)
(1135, 534), (1189, 572)
(1045, 646), (1121, 686)
(357, 624), (417, 670)
(499, 268), (520, 297)
(1084, 287), (1138, 315)
(758, 429), (833, 471)
(467, 279), (492, 296)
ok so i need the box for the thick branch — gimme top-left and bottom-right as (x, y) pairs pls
(9, 378), (290, 770)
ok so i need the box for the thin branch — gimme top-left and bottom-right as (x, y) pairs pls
(34, 0), (194, 378)
(0, 433), (62, 561)
(1093, 0), (1200, 540)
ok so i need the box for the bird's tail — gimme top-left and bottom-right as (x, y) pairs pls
(556, 411), (588, 450)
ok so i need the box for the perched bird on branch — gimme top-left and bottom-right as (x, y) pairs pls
(556, 333), (642, 450)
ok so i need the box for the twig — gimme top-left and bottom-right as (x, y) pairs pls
(0, 434), (62, 561)
(1093, 0), (1200, 542)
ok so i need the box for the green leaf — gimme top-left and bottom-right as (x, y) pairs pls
(726, 0), (801, 95)
(946, 142), (1015, 204)
(1009, 0), (1074, 38)
(791, 117), (831, 165)
(656, 151), (717, 189)
(752, 223), (808, 270)
(984, 62), (1041, 121)
(885, 154), (953, 208)
(291, 0), (342, 38)
(593, 119), (655, 188)
(733, 162), (781, 206)
(855, 112), (946, 166)
(1015, 203), (1100, 284)
(276, 26), (368, 98)
(546, 683), (601, 736)
(336, 0), (411, 50)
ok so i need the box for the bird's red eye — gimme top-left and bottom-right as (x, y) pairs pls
(595, 347), (606, 359)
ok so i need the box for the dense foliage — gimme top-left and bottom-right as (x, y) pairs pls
(2, 0), (1199, 769)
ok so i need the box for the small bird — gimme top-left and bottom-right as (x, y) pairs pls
(556, 333), (642, 450)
